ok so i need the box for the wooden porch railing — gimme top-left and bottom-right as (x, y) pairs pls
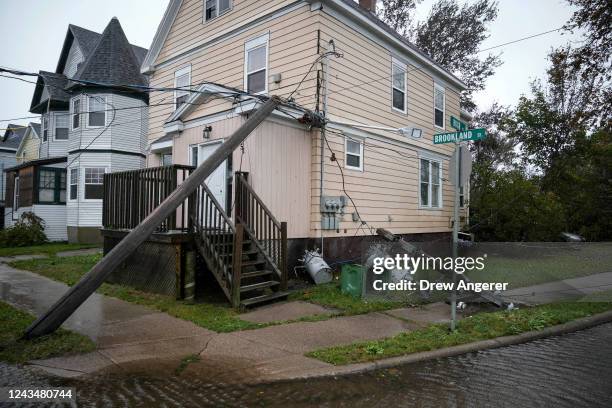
(235, 172), (287, 290)
(191, 182), (240, 304)
(102, 165), (194, 232)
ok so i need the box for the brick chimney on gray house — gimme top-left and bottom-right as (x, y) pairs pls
(359, 0), (377, 12)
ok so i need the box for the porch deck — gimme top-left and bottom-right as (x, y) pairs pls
(102, 165), (288, 308)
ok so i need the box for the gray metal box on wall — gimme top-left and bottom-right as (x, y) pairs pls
(320, 195), (346, 230)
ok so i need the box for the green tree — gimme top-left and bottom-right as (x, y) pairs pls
(378, 0), (501, 112)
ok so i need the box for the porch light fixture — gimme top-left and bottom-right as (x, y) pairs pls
(203, 125), (212, 139)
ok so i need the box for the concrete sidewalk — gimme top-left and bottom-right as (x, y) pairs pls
(503, 272), (612, 304)
(6, 258), (608, 382)
(0, 262), (428, 382)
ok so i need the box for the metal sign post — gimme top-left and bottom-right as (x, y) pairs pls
(434, 126), (486, 331)
(451, 141), (460, 331)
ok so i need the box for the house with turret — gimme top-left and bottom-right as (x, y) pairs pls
(4, 18), (148, 242)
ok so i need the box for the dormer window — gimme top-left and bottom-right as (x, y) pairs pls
(205, 0), (231, 21)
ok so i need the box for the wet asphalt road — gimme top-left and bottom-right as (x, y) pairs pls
(2, 322), (612, 407)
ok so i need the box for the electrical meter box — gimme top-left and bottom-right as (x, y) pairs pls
(320, 195), (346, 230)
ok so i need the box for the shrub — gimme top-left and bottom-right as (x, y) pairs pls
(0, 212), (48, 247)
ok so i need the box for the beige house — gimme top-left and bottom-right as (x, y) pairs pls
(15, 123), (41, 164)
(141, 0), (468, 256)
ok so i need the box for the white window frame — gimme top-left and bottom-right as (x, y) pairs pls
(13, 176), (20, 218)
(42, 115), (49, 142)
(419, 156), (443, 209)
(434, 83), (445, 130)
(244, 34), (269, 95)
(203, 0), (232, 22)
(174, 65), (191, 110)
(87, 95), (107, 129)
(53, 111), (69, 141)
(189, 144), (199, 167)
(71, 98), (81, 130)
(82, 167), (107, 201)
(68, 167), (79, 201)
(391, 58), (407, 114)
(345, 136), (364, 172)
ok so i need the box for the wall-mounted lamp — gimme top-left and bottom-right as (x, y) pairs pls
(398, 126), (423, 139)
(203, 125), (212, 139)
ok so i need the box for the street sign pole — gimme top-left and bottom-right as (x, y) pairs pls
(451, 141), (460, 331)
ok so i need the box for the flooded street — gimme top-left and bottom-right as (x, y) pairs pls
(2, 322), (611, 407)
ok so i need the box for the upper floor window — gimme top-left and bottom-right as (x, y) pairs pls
(205, 0), (231, 21)
(88, 96), (106, 127)
(392, 59), (407, 113)
(72, 99), (81, 130)
(42, 116), (48, 142)
(345, 137), (364, 171)
(434, 84), (445, 129)
(174, 66), (191, 110)
(55, 113), (69, 140)
(244, 35), (268, 94)
(420, 158), (441, 208)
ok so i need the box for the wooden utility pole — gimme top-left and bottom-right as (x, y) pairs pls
(24, 96), (281, 339)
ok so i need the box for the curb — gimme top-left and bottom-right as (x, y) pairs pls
(281, 309), (612, 381)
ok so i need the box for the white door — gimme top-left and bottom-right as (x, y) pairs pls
(199, 141), (227, 212)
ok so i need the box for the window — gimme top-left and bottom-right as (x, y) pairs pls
(345, 137), (363, 171)
(84, 167), (105, 200)
(434, 84), (445, 129)
(420, 158), (442, 208)
(42, 115), (48, 142)
(72, 99), (81, 130)
(205, 0), (231, 21)
(174, 66), (191, 110)
(37, 168), (66, 204)
(69, 168), (78, 200)
(55, 113), (69, 140)
(244, 35), (268, 94)
(392, 59), (407, 113)
(13, 176), (20, 215)
(191, 145), (199, 167)
(161, 153), (173, 167)
(88, 96), (106, 127)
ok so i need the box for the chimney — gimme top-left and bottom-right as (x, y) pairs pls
(359, 0), (377, 12)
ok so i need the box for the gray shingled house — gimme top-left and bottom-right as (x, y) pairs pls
(4, 18), (149, 242)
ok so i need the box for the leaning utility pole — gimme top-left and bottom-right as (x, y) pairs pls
(24, 96), (281, 339)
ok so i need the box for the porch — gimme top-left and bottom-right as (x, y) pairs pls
(101, 164), (289, 309)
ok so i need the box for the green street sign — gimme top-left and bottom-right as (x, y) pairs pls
(450, 116), (467, 131)
(433, 128), (486, 144)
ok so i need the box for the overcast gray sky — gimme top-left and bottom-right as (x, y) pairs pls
(0, 0), (577, 129)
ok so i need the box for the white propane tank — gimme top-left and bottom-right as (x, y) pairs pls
(302, 250), (332, 285)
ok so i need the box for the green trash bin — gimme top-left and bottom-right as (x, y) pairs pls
(341, 264), (364, 298)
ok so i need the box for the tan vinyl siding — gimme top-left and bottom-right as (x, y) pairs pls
(147, 3), (319, 144)
(156, 0), (300, 64)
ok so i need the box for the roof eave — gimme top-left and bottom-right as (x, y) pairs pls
(308, 0), (467, 91)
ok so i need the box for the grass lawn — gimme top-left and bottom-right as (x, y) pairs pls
(290, 282), (405, 315)
(0, 242), (100, 257)
(307, 302), (612, 365)
(468, 242), (612, 288)
(0, 301), (95, 364)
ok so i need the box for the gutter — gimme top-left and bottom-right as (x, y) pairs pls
(306, 0), (467, 91)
